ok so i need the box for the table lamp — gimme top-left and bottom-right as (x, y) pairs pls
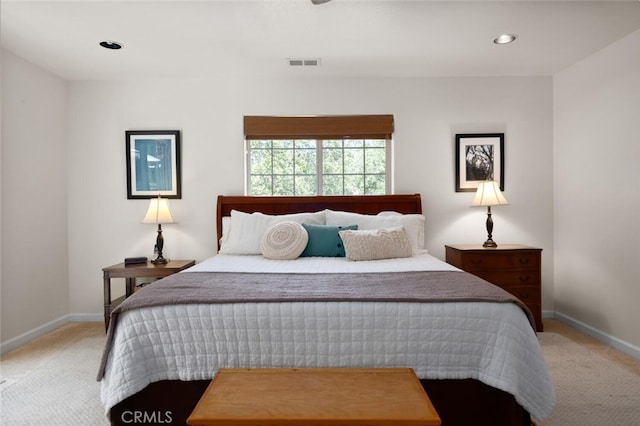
(471, 181), (509, 248)
(142, 195), (175, 264)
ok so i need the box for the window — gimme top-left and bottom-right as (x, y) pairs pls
(244, 115), (393, 196)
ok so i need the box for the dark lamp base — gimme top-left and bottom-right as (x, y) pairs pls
(151, 255), (169, 265)
(482, 239), (497, 248)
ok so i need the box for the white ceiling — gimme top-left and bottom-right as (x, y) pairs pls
(2, 0), (640, 81)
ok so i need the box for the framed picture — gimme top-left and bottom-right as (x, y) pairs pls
(455, 133), (504, 192)
(126, 130), (181, 199)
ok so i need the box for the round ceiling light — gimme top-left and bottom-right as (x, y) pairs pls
(100, 40), (123, 50)
(493, 34), (517, 45)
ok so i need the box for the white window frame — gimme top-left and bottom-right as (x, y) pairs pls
(244, 138), (393, 196)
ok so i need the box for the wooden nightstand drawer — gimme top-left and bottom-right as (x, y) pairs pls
(476, 271), (541, 304)
(474, 270), (540, 289)
(456, 251), (540, 271)
(501, 285), (541, 304)
(445, 244), (543, 332)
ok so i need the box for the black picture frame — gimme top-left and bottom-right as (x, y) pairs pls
(126, 130), (181, 199)
(455, 133), (504, 192)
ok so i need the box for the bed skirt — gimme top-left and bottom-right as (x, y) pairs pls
(107, 378), (531, 426)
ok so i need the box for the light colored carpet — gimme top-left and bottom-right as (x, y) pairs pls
(0, 323), (108, 425)
(534, 332), (640, 426)
(1, 321), (639, 425)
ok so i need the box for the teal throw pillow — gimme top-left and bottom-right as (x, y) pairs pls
(300, 224), (358, 257)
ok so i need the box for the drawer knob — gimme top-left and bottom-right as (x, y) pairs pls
(519, 275), (531, 282)
(518, 258), (530, 265)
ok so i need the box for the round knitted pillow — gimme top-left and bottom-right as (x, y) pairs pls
(261, 221), (309, 260)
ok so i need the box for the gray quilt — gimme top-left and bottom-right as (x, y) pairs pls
(98, 270), (534, 380)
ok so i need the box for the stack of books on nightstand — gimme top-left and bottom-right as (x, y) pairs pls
(124, 256), (147, 266)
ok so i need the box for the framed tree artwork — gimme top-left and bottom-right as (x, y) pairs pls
(455, 133), (504, 192)
(126, 130), (182, 199)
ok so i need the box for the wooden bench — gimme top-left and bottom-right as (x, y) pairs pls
(187, 368), (441, 426)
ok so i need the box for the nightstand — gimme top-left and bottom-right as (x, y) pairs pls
(102, 259), (195, 332)
(445, 245), (543, 332)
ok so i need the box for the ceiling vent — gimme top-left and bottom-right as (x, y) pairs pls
(288, 58), (321, 67)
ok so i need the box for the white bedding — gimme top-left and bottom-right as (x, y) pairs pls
(187, 252), (457, 273)
(100, 253), (555, 420)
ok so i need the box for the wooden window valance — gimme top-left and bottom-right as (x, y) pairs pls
(244, 115), (394, 140)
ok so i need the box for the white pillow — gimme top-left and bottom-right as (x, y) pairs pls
(325, 209), (425, 253)
(220, 209), (325, 255)
(261, 221), (309, 260)
(339, 227), (413, 261)
(220, 216), (231, 247)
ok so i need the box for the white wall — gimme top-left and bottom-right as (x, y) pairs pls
(1, 50), (69, 345)
(66, 76), (554, 316)
(5, 28), (640, 360)
(3, 23), (639, 360)
(554, 30), (640, 349)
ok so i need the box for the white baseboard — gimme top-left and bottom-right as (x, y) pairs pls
(0, 313), (103, 354)
(0, 315), (71, 354)
(552, 311), (640, 361)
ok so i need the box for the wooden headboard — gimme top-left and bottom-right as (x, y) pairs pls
(216, 194), (422, 248)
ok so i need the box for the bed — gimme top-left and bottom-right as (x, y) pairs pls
(99, 194), (555, 425)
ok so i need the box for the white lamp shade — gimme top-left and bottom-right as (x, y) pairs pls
(471, 181), (509, 207)
(142, 196), (176, 224)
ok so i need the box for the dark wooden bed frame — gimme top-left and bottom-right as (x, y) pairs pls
(108, 194), (531, 426)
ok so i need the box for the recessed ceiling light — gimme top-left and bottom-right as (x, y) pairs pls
(493, 34), (517, 45)
(100, 41), (123, 50)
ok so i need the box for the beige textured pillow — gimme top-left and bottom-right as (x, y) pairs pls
(325, 210), (425, 253)
(339, 227), (413, 261)
(261, 221), (309, 260)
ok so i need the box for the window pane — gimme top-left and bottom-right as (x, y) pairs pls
(344, 175), (364, 195)
(365, 147), (385, 174)
(294, 140), (315, 149)
(323, 140), (342, 148)
(365, 139), (386, 148)
(323, 148), (343, 174)
(365, 174), (386, 195)
(344, 148), (364, 174)
(344, 139), (364, 148)
(295, 148), (316, 175)
(250, 175), (272, 195)
(295, 175), (316, 196)
(250, 149), (272, 174)
(250, 140), (272, 149)
(273, 149), (294, 175)
(273, 175), (294, 195)
(323, 175), (343, 195)
(273, 140), (294, 149)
